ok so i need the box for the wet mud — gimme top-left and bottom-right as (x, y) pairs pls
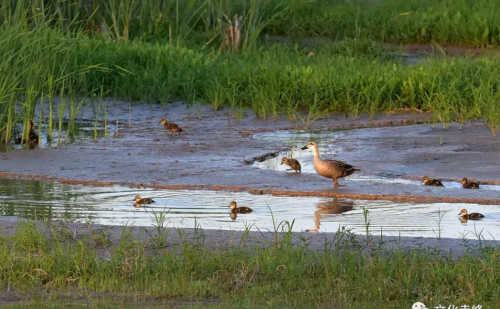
(0, 101), (498, 205)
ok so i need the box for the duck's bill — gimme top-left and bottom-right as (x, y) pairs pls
(300, 146), (308, 150)
(280, 162), (284, 165)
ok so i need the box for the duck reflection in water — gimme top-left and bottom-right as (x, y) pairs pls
(307, 198), (354, 232)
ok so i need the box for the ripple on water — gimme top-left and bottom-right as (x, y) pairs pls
(0, 178), (499, 240)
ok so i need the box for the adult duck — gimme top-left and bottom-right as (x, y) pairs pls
(300, 142), (359, 188)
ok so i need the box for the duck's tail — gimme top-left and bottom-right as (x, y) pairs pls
(345, 167), (360, 177)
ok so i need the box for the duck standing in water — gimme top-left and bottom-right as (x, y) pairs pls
(458, 209), (484, 220)
(160, 118), (183, 135)
(461, 178), (479, 189)
(230, 201), (253, 214)
(300, 142), (360, 188)
(421, 176), (444, 187)
(135, 195), (155, 205)
(281, 157), (301, 173)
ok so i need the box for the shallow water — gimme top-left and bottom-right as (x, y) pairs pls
(1, 121), (117, 152)
(0, 178), (499, 240)
(253, 130), (500, 191)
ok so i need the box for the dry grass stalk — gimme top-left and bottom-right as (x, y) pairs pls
(219, 14), (242, 53)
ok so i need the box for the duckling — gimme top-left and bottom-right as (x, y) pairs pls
(281, 157), (301, 173)
(230, 201), (253, 214)
(461, 178), (479, 189)
(458, 209), (484, 220)
(14, 120), (38, 145)
(135, 195), (155, 205)
(421, 176), (444, 187)
(28, 120), (38, 144)
(300, 142), (360, 188)
(160, 118), (183, 135)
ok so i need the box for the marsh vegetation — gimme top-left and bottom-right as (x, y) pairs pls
(2, 0), (500, 144)
(1, 218), (499, 308)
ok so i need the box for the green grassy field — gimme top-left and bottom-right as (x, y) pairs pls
(3, 0), (500, 142)
(0, 220), (499, 308)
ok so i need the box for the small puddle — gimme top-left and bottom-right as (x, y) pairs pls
(0, 178), (499, 240)
(253, 130), (500, 191)
(2, 121), (117, 152)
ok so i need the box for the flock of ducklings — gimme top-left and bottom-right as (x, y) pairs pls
(282, 145), (486, 220)
(421, 176), (480, 189)
(421, 176), (484, 219)
(20, 118), (486, 221)
(134, 195), (251, 220)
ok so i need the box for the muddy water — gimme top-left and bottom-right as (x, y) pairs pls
(253, 130), (500, 191)
(0, 178), (499, 240)
(2, 121), (116, 152)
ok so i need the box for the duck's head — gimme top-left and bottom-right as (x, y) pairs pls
(230, 201), (237, 209)
(134, 195), (141, 202)
(458, 209), (468, 216)
(160, 118), (168, 124)
(421, 176), (429, 184)
(461, 178), (468, 185)
(281, 157), (288, 165)
(300, 142), (317, 150)
(29, 120), (34, 128)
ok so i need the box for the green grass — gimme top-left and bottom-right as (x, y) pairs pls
(0, 220), (499, 308)
(5, 0), (500, 47)
(3, 0), (500, 143)
(4, 25), (500, 143)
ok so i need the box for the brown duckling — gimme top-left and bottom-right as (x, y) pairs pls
(421, 176), (444, 187)
(160, 118), (183, 135)
(230, 201), (253, 214)
(281, 157), (301, 173)
(300, 142), (360, 188)
(461, 178), (479, 189)
(458, 209), (484, 220)
(135, 195), (155, 205)
(15, 120), (39, 145)
(28, 120), (39, 144)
